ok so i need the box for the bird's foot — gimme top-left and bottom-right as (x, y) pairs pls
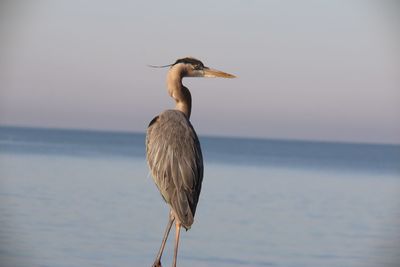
(152, 260), (162, 267)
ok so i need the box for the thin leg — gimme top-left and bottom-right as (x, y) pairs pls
(152, 211), (175, 267)
(172, 221), (181, 267)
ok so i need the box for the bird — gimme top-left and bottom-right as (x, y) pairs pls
(146, 57), (235, 267)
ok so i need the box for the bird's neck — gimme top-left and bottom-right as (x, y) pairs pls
(167, 66), (192, 119)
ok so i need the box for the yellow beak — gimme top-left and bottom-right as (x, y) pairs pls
(203, 67), (236, 78)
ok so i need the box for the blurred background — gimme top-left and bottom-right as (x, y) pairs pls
(1, 1), (400, 267)
(1, 0), (399, 143)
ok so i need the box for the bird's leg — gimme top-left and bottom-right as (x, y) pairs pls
(172, 221), (182, 267)
(152, 211), (175, 267)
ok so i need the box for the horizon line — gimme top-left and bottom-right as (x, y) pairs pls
(1, 124), (399, 147)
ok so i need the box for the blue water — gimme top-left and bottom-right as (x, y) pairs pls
(0, 126), (399, 267)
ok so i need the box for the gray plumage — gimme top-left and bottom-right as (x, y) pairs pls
(146, 109), (203, 229)
(146, 57), (235, 267)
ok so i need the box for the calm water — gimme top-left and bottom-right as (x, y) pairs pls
(0, 126), (399, 267)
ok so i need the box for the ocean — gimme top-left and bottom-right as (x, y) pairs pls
(0, 126), (399, 267)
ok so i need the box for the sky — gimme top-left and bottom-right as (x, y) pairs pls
(0, 0), (399, 144)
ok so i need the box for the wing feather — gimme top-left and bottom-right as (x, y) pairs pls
(146, 110), (203, 229)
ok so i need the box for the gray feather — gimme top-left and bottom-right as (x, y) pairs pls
(146, 110), (203, 229)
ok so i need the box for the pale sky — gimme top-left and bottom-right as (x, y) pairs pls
(1, 1), (399, 144)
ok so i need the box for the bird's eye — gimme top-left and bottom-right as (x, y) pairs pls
(194, 64), (202, 70)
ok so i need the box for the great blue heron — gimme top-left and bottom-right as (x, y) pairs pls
(146, 57), (235, 267)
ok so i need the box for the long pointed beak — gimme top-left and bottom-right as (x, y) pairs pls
(203, 67), (236, 78)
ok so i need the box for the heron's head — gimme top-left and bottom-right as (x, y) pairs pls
(172, 57), (236, 78)
(149, 57), (236, 78)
